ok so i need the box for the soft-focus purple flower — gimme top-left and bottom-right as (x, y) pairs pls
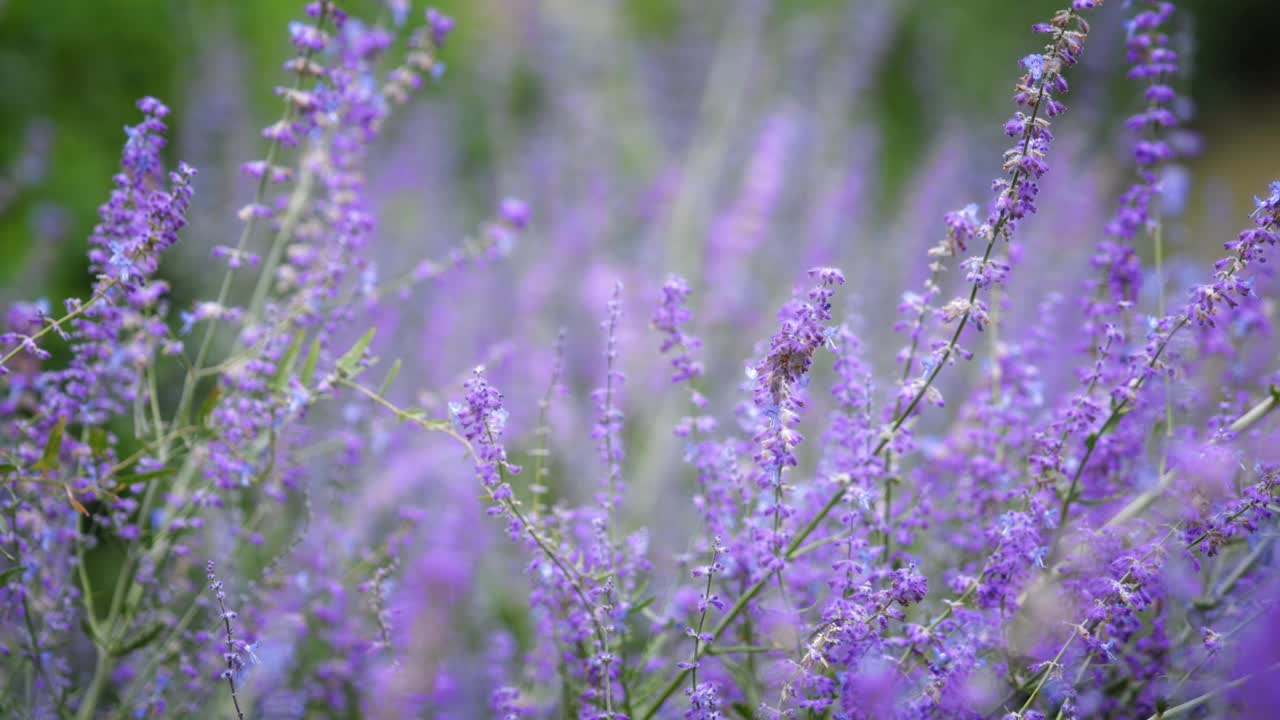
(653, 274), (704, 385)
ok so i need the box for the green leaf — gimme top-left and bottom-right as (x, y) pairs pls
(0, 463), (17, 476)
(377, 358), (402, 396)
(393, 409), (450, 432)
(111, 468), (175, 489)
(336, 328), (376, 377)
(0, 565), (26, 583)
(627, 595), (656, 617)
(111, 622), (166, 657)
(88, 427), (109, 457)
(272, 331), (306, 393)
(300, 338), (322, 386)
(198, 385), (222, 427)
(1097, 412), (1124, 439)
(32, 417), (66, 472)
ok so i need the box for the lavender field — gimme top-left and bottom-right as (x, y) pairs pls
(2, 1), (1279, 718)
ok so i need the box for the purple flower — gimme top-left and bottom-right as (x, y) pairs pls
(425, 7), (454, 45)
(653, 274), (704, 384)
(453, 367), (520, 513)
(499, 197), (530, 229)
(1021, 53), (1046, 81)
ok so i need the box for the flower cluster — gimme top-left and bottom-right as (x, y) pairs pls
(653, 275), (705, 385)
(748, 267), (844, 573)
(453, 367), (518, 511)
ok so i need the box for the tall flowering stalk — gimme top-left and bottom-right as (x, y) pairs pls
(1052, 181), (1280, 554)
(749, 266), (844, 580)
(641, 4), (1100, 715)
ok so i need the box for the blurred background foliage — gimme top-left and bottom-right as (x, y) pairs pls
(0, 0), (1277, 305)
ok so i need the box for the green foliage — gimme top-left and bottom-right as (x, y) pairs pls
(336, 327), (376, 377)
(623, 0), (681, 39)
(273, 331), (307, 393)
(0, 0), (180, 291)
(32, 416), (65, 473)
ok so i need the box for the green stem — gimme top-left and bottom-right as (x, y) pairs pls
(74, 648), (111, 720)
(171, 7), (330, 432)
(528, 332), (565, 520)
(688, 548), (717, 696)
(1153, 221), (1173, 441)
(705, 645), (773, 656)
(0, 278), (119, 368)
(245, 140), (320, 320)
(897, 584), (977, 667)
(1078, 382), (1275, 532)
(1143, 662), (1280, 720)
(1049, 316), (1189, 559)
(113, 595), (203, 717)
(345, 377), (617, 702)
(1052, 656), (1093, 720)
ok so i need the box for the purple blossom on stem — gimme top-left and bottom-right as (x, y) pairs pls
(591, 283), (627, 583)
(751, 267), (844, 472)
(452, 367), (519, 515)
(653, 274), (704, 385)
(749, 267), (843, 574)
(207, 561), (247, 720)
(1182, 463), (1280, 557)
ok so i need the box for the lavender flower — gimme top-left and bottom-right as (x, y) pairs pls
(749, 267), (843, 574)
(653, 275), (704, 385)
(207, 561), (247, 720)
(453, 367), (518, 513)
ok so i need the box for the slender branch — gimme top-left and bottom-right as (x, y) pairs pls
(1049, 316), (1189, 558)
(212, 586), (246, 720)
(342, 376), (616, 683)
(245, 143), (321, 319)
(171, 6), (331, 431)
(1142, 662), (1280, 720)
(0, 278), (120, 368)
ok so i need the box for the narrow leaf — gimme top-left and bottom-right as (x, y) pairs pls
(32, 417), (66, 472)
(111, 468), (176, 490)
(88, 427), (109, 457)
(300, 338), (323, 386)
(272, 331), (306, 392)
(198, 385), (222, 427)
(336, 328), (376, 377)
(111, 622), (167, 657)
(65, 484), (90, 517)
(627, 595), (656, 617)
(377, 358), (402, 396)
